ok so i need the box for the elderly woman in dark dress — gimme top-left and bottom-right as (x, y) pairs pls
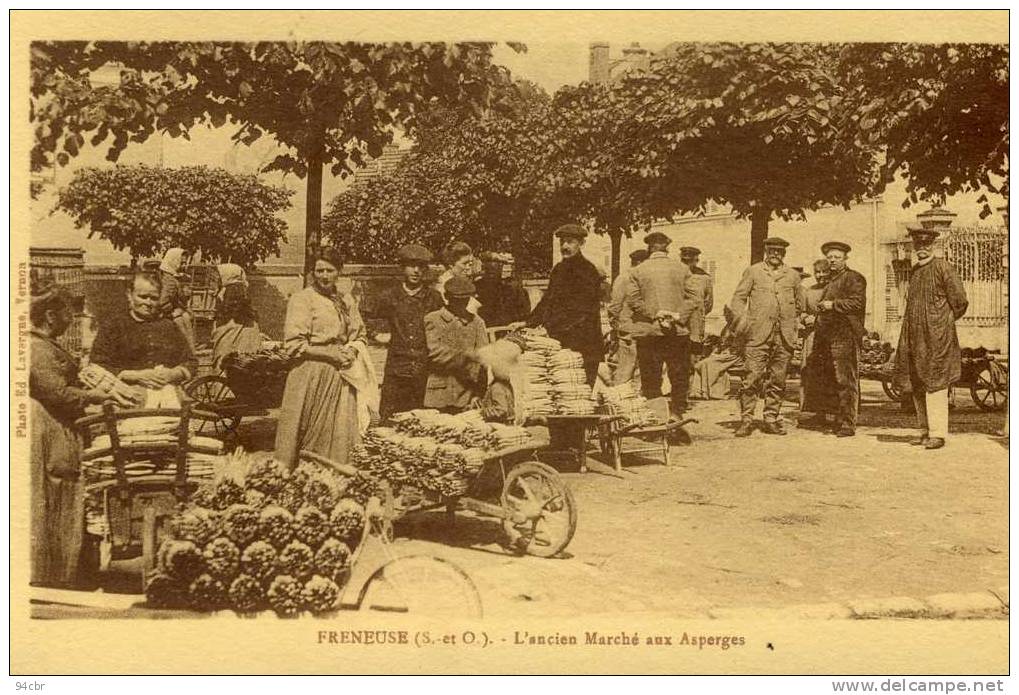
(90, 271), (197, 390)
(29, 277), (133, 587)
(274, 248), (379, 469)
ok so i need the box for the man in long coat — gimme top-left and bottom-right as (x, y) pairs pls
(529, 224), (605, 385)
(895, 226), (968, 449)
(814, 241), (867, 437)
(729, 236), (805, 437)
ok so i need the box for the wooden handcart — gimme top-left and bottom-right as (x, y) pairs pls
(303, 438), (578, 559)
(595, 398), (696, 472)
(184, 353), (292, 436)
(865, 352), (1008, 412)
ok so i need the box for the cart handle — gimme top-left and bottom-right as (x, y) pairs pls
(75, 407), (223, 428)
(298, 449), (361, 478)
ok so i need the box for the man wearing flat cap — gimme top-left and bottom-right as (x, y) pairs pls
(424, 276), (490, 413)
(607, 248), (649, 385)
(728, 236), (805, 437)
(365, 244), (446, 417)
(529, 224), (605, 385)
(813, 240), (867, 437)
(627, 231), (699, 418)
(895, 226), (968, 450)
(680, 246), (714, 371)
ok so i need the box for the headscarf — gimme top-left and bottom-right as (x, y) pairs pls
(216, 263), (248, 301)
(217, 263), (247, 288)
(160, 247), (186, 275)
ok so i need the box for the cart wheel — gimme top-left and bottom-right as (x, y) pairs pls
(184, 375), (241, 435)
(356, 555), (482, 618)
(881, 379), (902, 401)
(501, 461), (577, 558)
(971, 368), (1007, 412)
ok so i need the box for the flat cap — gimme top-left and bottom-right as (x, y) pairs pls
(444, 276), (476, 297)
(762, 237), (790, 248)
(629, 248), (650, 262)
(397, 244), (434, 264)
(644, 231), (672, 245)
(679, 246), (701, 256)
(821, 241), (851, 255)
(554, 224), (588, 240)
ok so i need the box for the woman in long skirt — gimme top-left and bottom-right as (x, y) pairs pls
(799, 259), (838, 426)
(274, 248), (379, 469)
(29, 277), (113, 587)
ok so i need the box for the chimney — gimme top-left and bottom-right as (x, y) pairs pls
(589, 42), (609, 84)
(621, 42), (650, 74)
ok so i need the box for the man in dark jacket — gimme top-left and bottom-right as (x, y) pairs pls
(814, 241), (867, 437)
(895, 225), (968, 450)
(529, 224), (604, 385)
(367, 244), (445, 418)
(475, 252), (531, 330)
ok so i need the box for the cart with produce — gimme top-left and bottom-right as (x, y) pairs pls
(349, 409), (578, 559)
(184, 346), (296, 436)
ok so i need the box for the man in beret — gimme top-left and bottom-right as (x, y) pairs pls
(363, 244), (446, 418)
(607, 248), (649, 385)
(680, 246), (714, 374)
(529, 224), (605, 385)
(729, 236), (805, 437)
(424, 276), (490, 413)
(475, 251), (531, 331)
(627, 231), (698, 418)
(895, 226), (968, 450)
(813, 240), (868, 437)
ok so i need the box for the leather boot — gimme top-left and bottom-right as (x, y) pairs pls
(734, 421), (754, 438)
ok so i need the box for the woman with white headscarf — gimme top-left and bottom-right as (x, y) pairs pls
(158, 247), (195, 351)
(211, 263), (261, 370)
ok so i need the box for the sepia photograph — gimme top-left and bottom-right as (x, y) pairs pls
(9, 9), (1009, 679)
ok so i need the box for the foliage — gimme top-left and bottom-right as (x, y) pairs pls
(32, 41), (520, 272)
(838, 43), (1009, 217)
(55, 164), (292, 265)
(609, 42), (878, 261)
(323, 80), (569, 273)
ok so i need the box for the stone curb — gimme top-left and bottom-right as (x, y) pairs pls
(708, 587), (1009, 620)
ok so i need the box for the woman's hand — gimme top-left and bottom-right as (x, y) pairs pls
(154, 365), (187, 385)
(335, 346), (357, 369)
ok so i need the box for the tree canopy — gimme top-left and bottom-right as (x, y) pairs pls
(323, 80), (574, 272)
(55, 164), (292, 265)
(31, 41), (519, 272)
(838, 42), (1009, 217)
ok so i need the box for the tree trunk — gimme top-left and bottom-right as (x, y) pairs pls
(303, 148), (324, 282)
(609, 229), (622, 280)
(749, 207), (771, 264)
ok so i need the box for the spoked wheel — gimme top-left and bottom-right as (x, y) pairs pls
(882, 379), (902, 401)
(501, 461), (577, 558)
(971, 368), (1007, 412)
(184, 375), (241, 436)
(356, 555), (483, 618)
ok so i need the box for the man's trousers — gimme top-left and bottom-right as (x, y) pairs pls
(636, 334), (690, 416)
(739, 326), (792, 423)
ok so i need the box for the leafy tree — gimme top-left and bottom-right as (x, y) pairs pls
(616, 42), (878, 263)
(323, 80), (571, 273)
(838, 42), (1009, 217)
(55, 164), (293, 265)
(31, 41), (518, 273)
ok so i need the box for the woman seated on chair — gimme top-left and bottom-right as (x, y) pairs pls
(90, 270), (197, 390)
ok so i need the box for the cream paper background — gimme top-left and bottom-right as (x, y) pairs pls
(9, 9), (1009, 675)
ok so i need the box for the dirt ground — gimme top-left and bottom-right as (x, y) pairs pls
(231, 380), (1008, 619)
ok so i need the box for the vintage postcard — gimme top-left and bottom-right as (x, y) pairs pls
(10, 10), (1009, 677)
